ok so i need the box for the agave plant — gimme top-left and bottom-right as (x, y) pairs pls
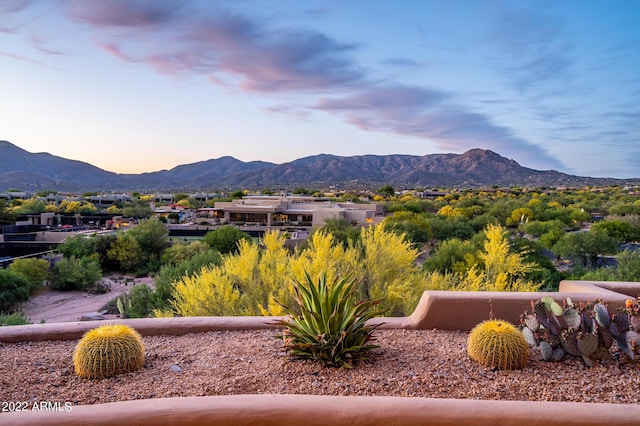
(275, 271), (387, 368)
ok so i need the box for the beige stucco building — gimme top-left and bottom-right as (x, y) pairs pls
(198, 195), (384, 228)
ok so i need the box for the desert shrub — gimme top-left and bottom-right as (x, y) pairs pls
(0, 269), (30, 312)
(276, 272), (386, 368)
(8, 258), (50, 294)
(50, 256), (103, 291)
(151, 249), (222, 313)
(107, 233), (144, 273)
(424, 224), (540, 292)
(202, 225), (251, 254)
(0, 311), (31, 326)
(116, 285), (153, 318)
(160, 241), (211, 266)
(57, 234), (94, 258)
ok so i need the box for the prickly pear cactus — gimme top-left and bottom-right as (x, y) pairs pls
(522, 297), (640, 367)
(563, 307), (582, 329)
(73, 324), (145, 379)
(594, 303), (610, 328)
(468, 320), (529, 370)
(577, 333), (598, 357)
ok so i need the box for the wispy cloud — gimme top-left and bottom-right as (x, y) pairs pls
(68, 2), (365, 93)
(67, 0), (182, 28)
(7, 1), (567, 171)
(0, 0), (33, 14)
(312, 85), (565, 170)
(487, 3), (575, 93)
(0, 49), (61, 69)
(0, 0), (34, 32)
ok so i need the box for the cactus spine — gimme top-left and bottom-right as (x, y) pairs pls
(73, 324), (145, 379)
(468, 319), (529, 370)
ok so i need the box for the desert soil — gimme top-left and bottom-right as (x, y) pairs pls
(1, 329), (639, 409)
(21, 276), (155, 324)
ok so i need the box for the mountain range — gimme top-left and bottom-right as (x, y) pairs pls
(0, 140), (637, 192)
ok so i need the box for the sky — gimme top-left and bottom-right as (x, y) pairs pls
(1, 0), (639, 179)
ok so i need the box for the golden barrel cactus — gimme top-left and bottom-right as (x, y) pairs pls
(467, 319), (529, 370)
(73, 324), (145, 379)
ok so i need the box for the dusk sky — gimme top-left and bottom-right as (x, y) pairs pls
(1, 1), (639, 178)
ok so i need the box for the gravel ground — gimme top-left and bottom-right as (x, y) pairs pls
(1, 329), (639, 409)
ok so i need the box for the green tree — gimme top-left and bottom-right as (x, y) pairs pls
(315, 218), (360, 248)
(0, 269), (30, 312)
(591, 220), (640, 244)
(0, 199), (17, 225)
(292, 187), (310, 195)
(50, 256), (103, 291)
(128, 219), (169, 266)
(377, 185), (395, 198)
(161, 241), (211, 266)
(123, 201), (153, 219)
(425, 224), (539, 292)
(8, 258), (50, 294)
(609, 203), (640, 216)
(118, 284), (153, 318)
(202, 225), (251, 254)
(553, 229), (619, 267)
(506, 207), (534, 227)
(430, 216), (476, 241)
(423, 238), (476, 274)
(107, 233), (144, 273)
(57, 234), (94, 259)
(615, 250), (640, 281)
(12, 198), (46, 214)
(383, 211), (433, 248)
(519, 220), (565, 239)
(90, 233), (119, 271)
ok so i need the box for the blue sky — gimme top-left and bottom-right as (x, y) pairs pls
(1, 0), (639, 178)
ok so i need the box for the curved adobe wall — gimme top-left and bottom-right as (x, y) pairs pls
(4, 394), (640, 426)
(0, 280), (637, 343)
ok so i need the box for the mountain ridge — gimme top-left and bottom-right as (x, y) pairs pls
(0, 140), (637, 191)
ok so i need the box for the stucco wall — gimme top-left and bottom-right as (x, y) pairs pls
(4, 394), (640, 426)
(0, 280), (636, 343)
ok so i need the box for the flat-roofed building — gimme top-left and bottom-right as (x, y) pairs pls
(200, 195), (383, 228)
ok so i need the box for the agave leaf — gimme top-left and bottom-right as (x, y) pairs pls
(276, 270), (387, 367)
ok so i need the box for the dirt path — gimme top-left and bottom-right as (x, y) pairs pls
(22, 276), (155, 324)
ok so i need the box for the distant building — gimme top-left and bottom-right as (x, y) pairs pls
(198, 195), (384, 228)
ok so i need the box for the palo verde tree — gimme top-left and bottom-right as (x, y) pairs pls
(425, 224), (540, 292)
(164, 225), (425, 318)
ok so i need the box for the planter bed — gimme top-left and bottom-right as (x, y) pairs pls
(2, 281), (640, 425)
(2, 329), (639, 406)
